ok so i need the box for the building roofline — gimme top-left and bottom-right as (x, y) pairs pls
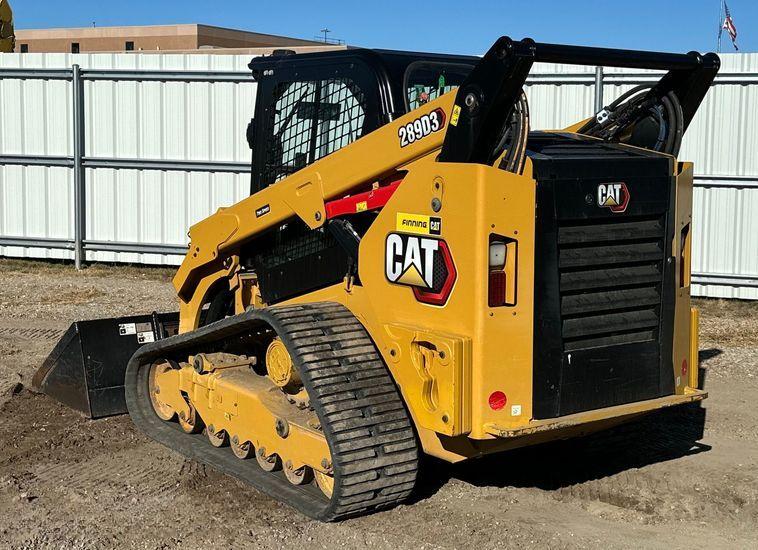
(15, 23), (326, 46)
(194, 24), (324, 44)
(16, 23), (199, 34)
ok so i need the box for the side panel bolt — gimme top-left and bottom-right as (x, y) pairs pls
(275, 418), (290, 438)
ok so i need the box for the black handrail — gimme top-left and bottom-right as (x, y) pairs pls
(532, 41), (718, 71)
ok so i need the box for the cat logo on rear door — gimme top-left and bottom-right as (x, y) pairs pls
(385, 233), (457, 306)
(597, 182), (630, 213)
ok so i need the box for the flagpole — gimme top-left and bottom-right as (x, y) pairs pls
(717, 0), (723, 52)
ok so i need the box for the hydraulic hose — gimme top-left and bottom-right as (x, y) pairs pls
(579, 84), (684, 157)
(496, 91), (530, 175)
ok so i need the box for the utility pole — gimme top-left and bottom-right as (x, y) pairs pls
(320, 28), (331, 43)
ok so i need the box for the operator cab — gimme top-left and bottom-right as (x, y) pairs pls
(248, 49), (477, 194)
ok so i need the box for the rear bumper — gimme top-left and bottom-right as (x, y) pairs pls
(484, 389), (706, 439)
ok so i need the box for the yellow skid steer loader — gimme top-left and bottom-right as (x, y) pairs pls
(35, 37), (719, 520)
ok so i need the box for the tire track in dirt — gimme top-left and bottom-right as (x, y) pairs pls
(29, 449), (182, 500)
(0, 327), (65, 341)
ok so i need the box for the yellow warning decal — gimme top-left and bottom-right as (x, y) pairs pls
(356, 201), (368, 212)
(450, 105), (461, 127)
(396, 213), (442, 236)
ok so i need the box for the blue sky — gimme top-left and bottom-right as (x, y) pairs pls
(14, 0), (756, 54)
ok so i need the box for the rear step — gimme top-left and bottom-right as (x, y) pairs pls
(33, 312), (179, 418)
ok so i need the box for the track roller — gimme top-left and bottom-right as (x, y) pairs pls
(230, 436), (253, 459)
(256, 447), (280, 472)
(177, 400), (202, 434)
(206, 425), (227, 448)
(284, 460), (312, 485)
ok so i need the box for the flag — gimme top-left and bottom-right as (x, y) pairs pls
(722, 2), (739, 51)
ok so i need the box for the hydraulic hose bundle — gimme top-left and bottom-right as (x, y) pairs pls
(493, 85), (683, 176)
(496, 92), (530, 175)
(578, 85), (684, 157)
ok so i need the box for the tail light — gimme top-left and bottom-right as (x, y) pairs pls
(488, 271), (507, 307)
(488, 236), (517, 307)
(489, 241), (507, 270)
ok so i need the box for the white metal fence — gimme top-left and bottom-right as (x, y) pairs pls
(0, 51), (756, 299)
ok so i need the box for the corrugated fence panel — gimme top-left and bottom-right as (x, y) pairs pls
(75, 53), (255, 265)
(692, 183), (758, 300)
(0, 52), (256, 265)
(0, 53), (75, 260)
(677, 54), (758, 298)
(0, 52), (756, 296)
(0, 165), (73, 260)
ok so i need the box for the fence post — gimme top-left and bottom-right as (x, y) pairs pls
(594, 65), (604, 113)
(72, 64), (86, 270)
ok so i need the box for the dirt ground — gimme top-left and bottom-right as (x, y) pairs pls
(0, 259), (756, 549)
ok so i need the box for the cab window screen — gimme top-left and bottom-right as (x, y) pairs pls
(404, 62), (473, 112)
(263, 78), (367, 185)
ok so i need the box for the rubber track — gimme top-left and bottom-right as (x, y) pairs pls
(125, 302), (419, 521)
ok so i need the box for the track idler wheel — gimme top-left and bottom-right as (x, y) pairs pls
(314, 470), (334, 498)
(265, 338), (301, 393)
(148, 361), (177, 421)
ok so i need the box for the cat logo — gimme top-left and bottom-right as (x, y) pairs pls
(597, 182), (630, 213)
(385, 233), (457, 305)
(386, 234), (438, 289)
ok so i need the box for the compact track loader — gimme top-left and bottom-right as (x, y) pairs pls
(36, 37), (720, 520)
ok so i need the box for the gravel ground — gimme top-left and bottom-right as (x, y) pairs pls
(0, 259), (756, 549)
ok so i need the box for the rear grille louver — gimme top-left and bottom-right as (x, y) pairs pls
(558, 216), (666, 352)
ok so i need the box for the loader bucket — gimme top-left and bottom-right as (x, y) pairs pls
(33, 312), (179, 419)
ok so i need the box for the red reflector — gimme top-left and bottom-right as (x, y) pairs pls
(488, 270), (506, 307)
(681, 359), (688, 377)
(488, 391), (507, 411)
